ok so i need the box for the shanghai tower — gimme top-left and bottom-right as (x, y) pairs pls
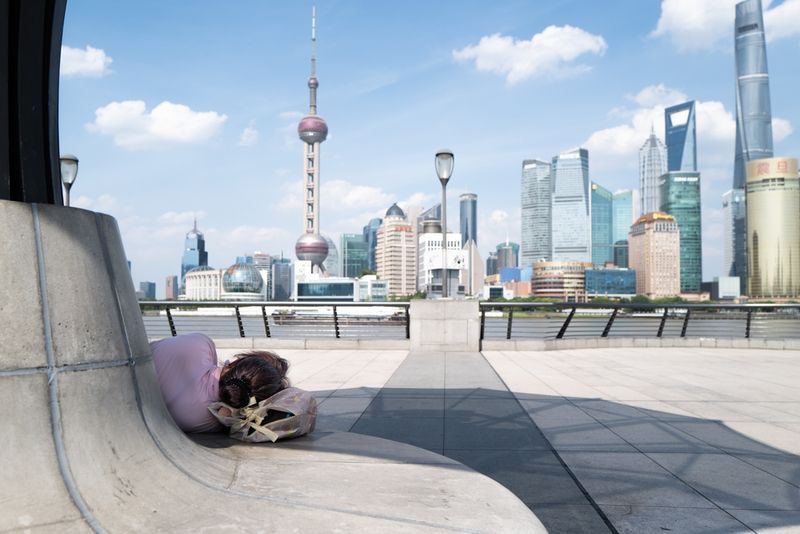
(729, 0), (773, 290)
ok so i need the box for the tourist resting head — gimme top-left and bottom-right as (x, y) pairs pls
(218, 351), (290, 409)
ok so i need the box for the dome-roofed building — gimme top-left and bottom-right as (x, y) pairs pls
(222, 263), (264, 300)
(183, 265), (220, 301)
(385, 203), (406, 219)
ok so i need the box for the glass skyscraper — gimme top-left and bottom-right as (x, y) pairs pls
(591, 182), (613, 265)
(521, 159), (552, 268)
(659, 171), (702, 292)
(362, 217), (382, 272)
(459, 193), (477, 247)
(551, 148), (591, 263)
(612, 190), (633, 268)
(722, 189), (747, 290)
(340, 233), (369, 278)
(181, 219), (208, 284)
(665, 101), (697, 172)
(322, 235), (340, 276)
(639, 127), (667, 215)
(731, 0), (774, 292)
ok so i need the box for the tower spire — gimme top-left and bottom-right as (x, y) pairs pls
(308, 6), (318, 115)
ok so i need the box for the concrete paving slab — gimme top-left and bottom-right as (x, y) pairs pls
(647, 452), (800, 511)
(444, 415), (551, 450)
(529, 504), (613, 534)
(315, 396), (374, 432)
(362, 395), (443, 418)
(350, 416), (445, 452)
(727, 509), (800, 533)
(600, 505), (750, 534)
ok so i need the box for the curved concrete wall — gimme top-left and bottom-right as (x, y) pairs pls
(0, 200), (544, 533)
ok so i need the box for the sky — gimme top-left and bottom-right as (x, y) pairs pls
(59, 0), (800, 297)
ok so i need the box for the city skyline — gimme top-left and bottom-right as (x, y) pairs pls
(59, 1), (800, 293)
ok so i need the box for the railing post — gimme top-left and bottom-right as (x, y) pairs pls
(165, 306), (177, 337)
(405, 305), (410, 340)
(506, 307), (513, 340)
(480, 307), (486, 348)
(261, 306), (271, 338)
(601, 308), (618, 338)
(333, 305), (340, 339)
(657, 308), (668, 338)
(745, 309), (752, 339)
(680, 309), (691, 338)
(556, 307), (576, 339)
(234, 306), (245, 338)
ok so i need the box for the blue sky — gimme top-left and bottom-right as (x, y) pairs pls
(60, 0), (800, 296)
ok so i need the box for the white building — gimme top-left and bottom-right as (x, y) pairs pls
(376, 204), (417, 297)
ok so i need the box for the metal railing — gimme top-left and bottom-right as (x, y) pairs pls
(479, 302), (800, 343)
(140, 301), (411, 340)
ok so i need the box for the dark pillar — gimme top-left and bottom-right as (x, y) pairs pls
(0, 0), (66, 204)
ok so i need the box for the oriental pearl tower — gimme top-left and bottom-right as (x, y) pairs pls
(294, 7), (329, 273)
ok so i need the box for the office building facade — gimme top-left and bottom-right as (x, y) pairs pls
(165, 275), (179, 300)
(585, 268), (636, 299)
(139, 281), (156, 300)
(341, 233), (369, 278)
(746, 157), (800, 298)
(180, 219), (208, 284)
(659, 171), (702, 292)
(639, 127), (667, 215)
(612, 190), (634, 268)
(322, 235), (340, 276)
(722, 189), (747, 292)
(629, 212), (681, 297)
(532, 260), (592, 301)
(376, 203), (416, 297)
(665, 101), (697, 172)
(551, 148), (591, 262)
(496, 241), (519, 271)
(591, 182), (614, 265)
(486, 251), (498, 276)
(362, 217), (382, 272)
(459, 193), (477, 247)
(520, 159), (552, 267)
(271, 260), (293, 301)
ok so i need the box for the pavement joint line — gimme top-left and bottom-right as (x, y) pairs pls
(480, 350), (620, 534)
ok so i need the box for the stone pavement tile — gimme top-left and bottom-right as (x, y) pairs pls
(528, 504), (612, 534)
(600, 505), (751, 534)
(443, 387), (515, 399)
(667, 420), (779, 455)
(558, 452), (716, 508)
(376, 387), (444, 398)
(361, 396), (443, 418)
(600, 420), (722, 453)
(443, 415), (551, 450)
(727, 509), (800, 533)
(383, 374), (445, 389)
(731, 453), (800, 487)
(647, 452), (800, 511)
(571, 399), (653, 422)
(519, 399), (636, 452)
(315, 396), (374, 432)
(443, 397), (526, 419)
(724, 421), (800, 456)
(673, 401), (800, 423)
(350, 416), (443, 452)
(443, 449), (589, 505)
(328, 386), (382, 398)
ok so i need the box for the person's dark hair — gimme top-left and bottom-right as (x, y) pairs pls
(219, 351), (289, 408)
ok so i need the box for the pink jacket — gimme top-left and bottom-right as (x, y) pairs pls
(150, 333), (223, 433)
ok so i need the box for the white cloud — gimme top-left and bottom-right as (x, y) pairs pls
(239, 122), (259, 146)
(652, 0), (800, 51)
(627, 84), (687, 108)
(72, 194), (119, 213)
(276, 178), (398, 214)
(158, 210), (205, 226)
(453, 25), (608, 84)
(489, 209), (509, 224)
(87, 100), (227, 149)
(61, 45), (112, 77)
(773, 117), (794, 141)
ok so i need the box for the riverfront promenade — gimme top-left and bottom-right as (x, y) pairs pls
(215, 345), (800, 533)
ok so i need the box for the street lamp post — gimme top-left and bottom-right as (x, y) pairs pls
(435, 149), (454, 298)
(59, 154), (79, 207)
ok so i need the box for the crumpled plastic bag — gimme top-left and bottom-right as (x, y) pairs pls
(208, 387), (317, 443)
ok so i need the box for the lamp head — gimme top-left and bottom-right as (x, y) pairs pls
(435, 149), (454, 186)
(60, 154), (79, 187)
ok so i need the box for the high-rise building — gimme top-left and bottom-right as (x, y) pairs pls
(552, 148), (591, 262)
(520, 159), (552, 268)
(362, 217), (382, 272)
(730, 0), (775, 293)
(417, 222), (464, 297)
(628, 212), (681, 297)
(665, 101), (697, 172)
(271, 259), (293, 301)
(322, 235), (339, 276)
(341, 233), (369, 278)
(612, 190), (634, 268)
(486, 251), (498, 276)
(659, 171), (702, 292)
(591, 182), (614, 265)
(180, 218), (208, 285)
(417, 204), (441, 234)
(746, 157), (800, 298)
(722, 189), (747, 290)
(165, 275), (179, 300)
(462, 240), (484, 297)
(532, 260), (592, 301)
(459, 194), (477, 247)
(294, 8), (330, 273)
(734, 0), (774, 188)
(496, 241), (519, 271)
(139, 281), (156, 300)
(585, 267), (637, 299)
(376, 203), (416, 297)
(639, 126), (667, 215)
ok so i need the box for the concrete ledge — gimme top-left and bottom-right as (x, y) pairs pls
(479, 336), (800, 352)
(211, 337), (411, 351)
